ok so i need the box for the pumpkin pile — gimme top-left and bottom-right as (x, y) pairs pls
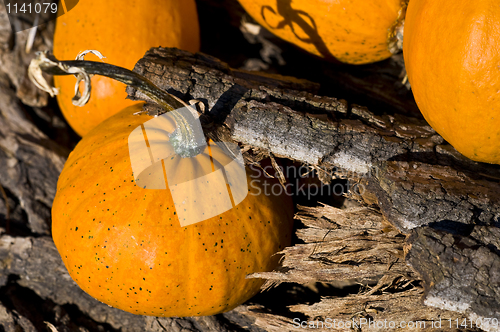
(403, 0), (500, 164)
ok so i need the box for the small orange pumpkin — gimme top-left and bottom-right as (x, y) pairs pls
(403, 0), (500, 164)
(237, 0), (407, 64)
(53, 0), (200, 136)
(51, 103), (294, 316)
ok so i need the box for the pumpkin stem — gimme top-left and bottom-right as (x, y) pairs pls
(29, 51), (206, 158)
(387, 0), (409, 55)
(28, 51), (187, 112)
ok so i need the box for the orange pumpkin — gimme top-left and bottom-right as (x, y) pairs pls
(53, 0), (200, 136)
(51, 103), (294, 316)
(404, 0), (500, 164)
(237, 0), (407, 64)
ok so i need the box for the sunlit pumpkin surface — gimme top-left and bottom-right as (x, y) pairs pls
(53, 0), (200, 136)
(52, 104), (294, 316)
(404, 0), (500, 164)
(237, 0), (406, 64)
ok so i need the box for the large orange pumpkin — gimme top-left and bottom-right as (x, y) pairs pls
(237, 0), (407, 64)
(51, 103), (294, 316)
(53, 0), (200, 136)
(404, 0), (500, 164)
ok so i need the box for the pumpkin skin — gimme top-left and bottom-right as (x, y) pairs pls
(237, 0), (407, 64)
(404, 0), (500, 164)
(52, 104), (294, 316)
(53, 0), (200, 136)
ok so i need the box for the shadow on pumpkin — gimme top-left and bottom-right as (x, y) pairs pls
(260, 0), (334, 60)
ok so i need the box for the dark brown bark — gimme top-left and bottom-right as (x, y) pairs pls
(407, 227), (500, 328)
(367, 161), (500, 233)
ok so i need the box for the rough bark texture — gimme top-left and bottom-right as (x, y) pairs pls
(369, 161), (500, 233)
(407, 227), (500, 332)
(0, 0), (499, 330)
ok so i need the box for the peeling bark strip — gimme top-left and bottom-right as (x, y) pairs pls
(248, 204), (414, 285)
(126, 47), (500, 233)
